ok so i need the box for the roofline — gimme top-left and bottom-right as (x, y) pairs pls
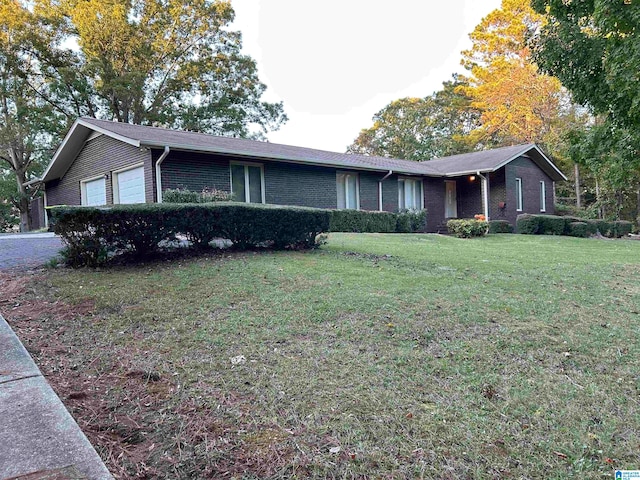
(141, 141), (437, 176)
(442, 144), (567, 181)
(39, 118), (142, 183)
(490, 144), (567, 181)
(77, 119), (141, 148)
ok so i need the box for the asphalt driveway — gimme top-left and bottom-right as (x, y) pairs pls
(0, 233), (64, 270)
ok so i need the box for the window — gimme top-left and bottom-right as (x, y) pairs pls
(113, 164), (145, 204)
(337, 172), (359, 209)
(80, 176), (106, 206)
(540, 181), (546, 212)
(516, 177), (523, 211)
(231, 162), (265, 203)
(398, 178), (423, 210)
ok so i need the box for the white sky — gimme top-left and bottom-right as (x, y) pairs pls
(231, 0), (502, 152)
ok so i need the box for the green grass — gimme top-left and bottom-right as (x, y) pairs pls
(36, 234), (640, 478)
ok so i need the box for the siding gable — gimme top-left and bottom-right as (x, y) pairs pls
(46, 135), (152, 206)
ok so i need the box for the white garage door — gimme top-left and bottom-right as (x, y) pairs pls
(116, 166), (145, 204)
(83, 177), (106, 206)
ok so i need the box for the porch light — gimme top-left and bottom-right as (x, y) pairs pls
(469, 175), (476, 182)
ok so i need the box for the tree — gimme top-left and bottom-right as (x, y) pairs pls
(42, 0), (287, 138)
(532, 0), (640, 220)
(459, 0), (568, 147)
(347, 76), (480, 160)
(1, 0), (286, 230)
(0, 0), (71, 231)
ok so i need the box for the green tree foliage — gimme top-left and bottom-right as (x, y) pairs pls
(532, 0), (640, 220)
(0, 0), (69, 230)
(0, 0), (286, 230)
(347, 76), (480, 160)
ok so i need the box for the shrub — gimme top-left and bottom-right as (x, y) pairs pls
(396, 210), (427, 233)
(518, 214), (567, 235)
(50, 203), (330, 267)
(567, 221), (589, 238)
(612, 220), (633, 238)
(516, 214), (539, 234)
(488, 220), (513, 234)
(163, 187), (231, 203)
(329, 210), (397, 233)
(538, 215), (566, 235)
(447, 219), (488, 238)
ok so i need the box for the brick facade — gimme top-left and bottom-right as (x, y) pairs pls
(46, 134), (152, 206)
(504, 156), (555, 225)
(45, 136), (558, 233)
(456, 176), (483, 219)
(423, 177), (446, 232)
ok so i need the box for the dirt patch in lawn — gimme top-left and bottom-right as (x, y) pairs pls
(0, 271), (296, 479)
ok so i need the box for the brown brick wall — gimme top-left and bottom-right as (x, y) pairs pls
(424, 177), (446, 232)
(505, 156), (555, 226)
(45, 134), (152, 206)
(457, 176), (483, 219)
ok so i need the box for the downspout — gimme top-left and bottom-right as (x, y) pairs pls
(477, 171), (489, 221)
(155, 146), (170, 203)
(378, 170), (393, 211)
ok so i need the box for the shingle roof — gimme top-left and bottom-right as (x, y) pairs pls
(38, 117), (566, 183)
(80, 117), (442, 176)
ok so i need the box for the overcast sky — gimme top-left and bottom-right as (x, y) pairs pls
(231, 0), (502, 152)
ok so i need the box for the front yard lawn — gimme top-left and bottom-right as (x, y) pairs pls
(3, 233), (640, 479)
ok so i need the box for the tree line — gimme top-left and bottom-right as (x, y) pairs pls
(2, 0), (639, 230)
(349, 0), (640, 223)
(0, 0), (286, 230)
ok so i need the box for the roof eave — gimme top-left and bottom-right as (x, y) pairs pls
(40, 118), (141, 183)
(141, 141), (440, 176)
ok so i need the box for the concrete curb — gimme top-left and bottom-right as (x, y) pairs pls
(0, 314), (113, 480)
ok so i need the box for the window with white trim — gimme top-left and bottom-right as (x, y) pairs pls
(81, 176), (106, 206)
(540, 181), (546, 212)
(516, 177), (523, 211)
(398, 178), (423, 210)
(336, 172), (359, 209)
(231, 162), (265, 203)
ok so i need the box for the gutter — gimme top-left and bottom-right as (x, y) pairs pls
(379, 170), (393, 211)
(477, 171), (489, 221)
(155, 146), (171, 203)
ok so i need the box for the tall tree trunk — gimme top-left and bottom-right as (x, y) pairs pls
(15, 168), (32, 232)
(637, 184), (640, 223)
(595, 178), (604, 219)
(574, 163), (581, 209)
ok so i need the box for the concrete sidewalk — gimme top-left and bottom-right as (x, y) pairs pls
(0, 314), (112, 480)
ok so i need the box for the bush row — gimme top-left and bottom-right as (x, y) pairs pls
(329, 209), (427, 233)
(50, 203), (330, 267)
(163, 187), (232, 203)
(446, 219), (489, 238)
(488, 220), (513, 234)
(516, 214), (634, 238)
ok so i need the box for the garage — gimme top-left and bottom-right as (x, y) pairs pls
(114, 165), (145, 204)
(81, 177), (106, 206)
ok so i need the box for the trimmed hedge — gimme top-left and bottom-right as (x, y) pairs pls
(329, 209), (427, 233)
(329, 209), (397, 233)
(396, 210), (427, 233)
(488, 220), (513, 234)
(447, 219), (488, 238)
(163, 187), (232, 203)
(517, 214), (635, 238)
(50, 203), (330, 267)
(567, 221), (589, 238)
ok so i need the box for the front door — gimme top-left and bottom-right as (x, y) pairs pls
(445, 180), (457, 218)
